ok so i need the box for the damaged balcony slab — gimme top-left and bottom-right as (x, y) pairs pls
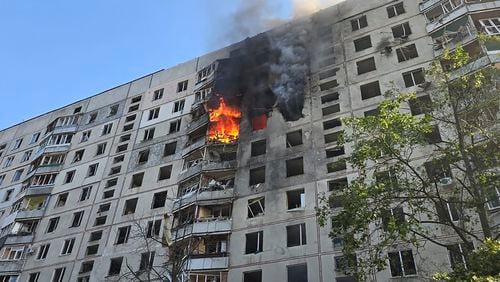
(187, 114), (209, 134)
(178, 160), (237, 182)
(173, 188), (234, 211)
(172, 218), (232, 241)
(186, 256), (229, 271)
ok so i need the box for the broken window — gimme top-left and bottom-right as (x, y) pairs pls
(163, 141), (177, 156)
(381, 207), (405, 230)
(328, 178), (348, 192)
(356, 57), (376, 74)
(158, 165), (172, 180)
(360, 81), (381, 100)
(89, 230), (102, 242)
(139, 251), (155, 271)
(73, 149), (84, 163)
(108, 105), (119, 117)
(143, 128), (155, 141)
(387, 2), (405, 18)
(108, 257), (123, 276)
(249, 166), (265, 186)
(125, 114), (136, 122)
(131, 95), (142, 103)
(80, 130), (91, 143)
(286, 130), (303, 147)
(138, 149), (149, 164)
(94, 215), (107, 226)
(424, 159), (452, 182)
(116, 144), (128, 153)
(173, 99), (185, 113)
(322, 104), (341, 116)
(87, 112), (97, 124)
(119, 134), (131, 142)
(351, 15), (368, 31)
(61, 238), (75, 255)
(177, 80), (188, 92)
(101, 123), (113, 135)
(52, 267), (66, 282)
(402, 68), (425, 88)
(115, 226), (131, 244)
(113, 155), (124, 164)
(106, 178), (118, 188)
(152, 191), (167, 209)
(64, 170), (75, 184)
(103, 190), (114, 199)
(326, 146), (345, 158)
(321, 93), (339, 104)
(169, 119), (182, 133)
(153, 88), (164, 100)
(388, 250), (417, 277)
(424, 125), (442, 144)
(80, 261), (94, 274)
(324, 131), (343, 144)
(123, 198), (138, 215)
(319, 80), (339, 91)
(318, 68), (338, 80)
(409, 95), (432, 116)
(87, 163), (98, 177)
(70, 211), (84, 227)
(354, 35), (372, 52)
(37, 244), (50, 260)
(248, 197), (265, 218)
(396, 44), (419, 62)
(323, 118), (342, 130)
(131, 173), (144, 188)
(286, 157), (304, 177)
(129, 104), (139, 112)
(146, 219), (162, 238)
(148, 107), (160, 120)
(287, 189), (305, 210)
(446, 243), (468, 268)
(79, 186), (91, 202)
(287, 223), (307, 247)
(251, 140), (266, 156)
(47, 217), (59, 233)
(392, 22), (412, 38)
(245, 231), (264, 254)
(86, 245), (99, 256)
(244, 270), (262, 282)
(96, 142), (106, 156)
(55, 193), (68, 207)
(327, 159), (347, 173)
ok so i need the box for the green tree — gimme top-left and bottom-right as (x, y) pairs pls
(316, 45), (499, 280)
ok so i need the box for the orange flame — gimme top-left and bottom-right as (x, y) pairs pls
(208, 97), (242, 143)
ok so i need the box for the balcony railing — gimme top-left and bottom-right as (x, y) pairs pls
(172, 217), (232, 241)
(0, 260), (23, 273)
(173, 188), (234, 211)
(187, 114), (209, 133)
(186, 256), (229, 271)
(179, 160), (237, 181)
(15, 208), (45, 220)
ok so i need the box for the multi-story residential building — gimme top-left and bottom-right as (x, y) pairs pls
(0, 0), (498, 281)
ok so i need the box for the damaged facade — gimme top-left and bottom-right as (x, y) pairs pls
(0, 0), (499, 281)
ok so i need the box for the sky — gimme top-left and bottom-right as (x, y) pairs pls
(0, 0), (342, 130)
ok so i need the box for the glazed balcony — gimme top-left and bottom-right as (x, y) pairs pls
(186, 256), (229, 271)
(187, 114), (209, 134)
(4, 234), (34, 246)
(45, 114), (81, 135)
(15, 208), (45, 220)
(173, 188), (234, 211)
(171, 217), (232, 241)
(0, 260), (23, 273)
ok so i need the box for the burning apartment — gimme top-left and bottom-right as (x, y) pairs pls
(0, 0), (499, 281)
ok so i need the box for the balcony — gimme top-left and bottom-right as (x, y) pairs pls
(173, 188), (234, 211)
(4, 234), (34, 245)
(0, 260), (23, 273)
(15, 208), (45, 220)
(46, 114), (81, 135)
(178, 160), (237, 182)
(182, 138), (206, 157)
(449, 53), (500, 80)
(186, 256), (229, 271)
(187, 114), (209, 134)
(33, 143), (70, 160)
(172, 218), (232, 241)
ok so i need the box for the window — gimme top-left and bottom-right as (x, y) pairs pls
(108, 257), (123, 276)
(80, 261), (94, 274)
(169, 119), (182, 133)
(251, 140), (266, 156)
(287, 264), (308, 282)
(173, 99), (185, 113)
(424, 125), (442, 144)
(116, 144), (128, 153)
(101, 123), (113, 135)
(351, 15), (367, 31)
(89, 230), (103, 242)
(319, 79), (339, 91)
(354, 35), (372, 52)
(22, 150), (32, 162)
(321, 93), (339, 104)
(143, 128), (155, 141)
(108, 105), (118, 117)
(139, 251), (155, 271)
(388, 250), (417, 277)
(153, 88), (164, 100)
(52, 267), (66, 282)
(80, 186), (92, 201)
(148, 107), (160, 120)
(106, 178), (118, 188)
(356, 57), (376, 74)
(244, 270), (262, 282)
(479, 18), (500, 35)
(177, 80), (188, 92)
(381, 207), (405, 230)
(318, 68), (338, 80)
(96, 142), (106, 156)
(87, 163), (99, 177)
(103, 190), (115, 199)
(119, 134), (131, 142)
(402, 68), (425, 88)
(158, 165), (172, 180)
(0, 144), (5, 157)
(28, 272), (40, 282)
(163, 141), (177, 156)
(409, 95), (432, 116)
(116, 226), (131, 244)
(327, 159), (347, 173)
(446, 243), (468, 268)
(71, 211), (84, 227)
(131, 173), (144, 188)
(138, 149), (150, 163)
(245, 231), (264, 254)
(131, 95), (142, 103)
(73, 149), (84, 163)
(129, 104), (139, 112)
(387, 2), (405, 18)
(47, 217), (60, 233)
(86, 245), (99, 256)
(392, 22), (412, 38)
(436, 201), (461, 222)
(323, 119), (342, 130)
(37, 244), (50, 259)
(424, 159), (452, 182)
(487, 187), (500, 209)
(94, 215), (107, 226)
(146, 219), (162, 238)
(55, 193), (68, 207)
(109, 166), (121, 175)
(31, 132), (41, 144)
(61, 238), (75, 255)
(81, 130), (91, 142)
(13, 138), (23, 150)
(248, 197), (265, 218)
(125, 114), (136, 122)
(322, 104), (340, 116)
(12, 169), (23, 182)
(122, 123), (132, 132)
(286, 130), (302, 147)
(286, 157), (304, 177)
(396, 44), (418, 62)
(335, 255), (357, 273)
(4, 156), (14, 168)
(287, 189), (305, 210)
(113, 155), (124, 164)
(249, 166), (266, 186)
(98, 203), (111, 213)
(3, 189), (13, 201)
(123, 198), (138, 215)
(286, 223), (307, 247)
(360, 81), (381, 100)
(64, 170), (75, 184)
(87, 112), (97, 124)
(328, 178), (348, 192)
(152, 191), (167, 208)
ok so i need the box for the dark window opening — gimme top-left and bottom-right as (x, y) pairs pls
(251, 140), (266, 156)
(324, 131), (343, 144)
(123, 198), (138, 215)
(249, 166), (266, 186)
(103, 190), (114, 199)
(163, 141), (177, 156)
(320, 80), (339, 91)
(409, 95), (432, 116)
(388, 250), (417, 277)
(158, 165), (172, 180)
(396, 44), (419, 62)
(392, 22), (412, 38)
(402, 68), (425, 88)
(360, 81), (381, 100)
(138, 149), (149, 164)
(364, 107), (380, 117)
(321, 93), (339, 104)
(89, 231), (103, 242)
(245, 231), (264, 254)
(323, 119), (342, 130)
(94, 216), (107, 226)
(287, 189), (305, 209)
(356, 57), (376, 74)
(244, 270), (262, 282)
(328, 178), (348, 192)
(381, 207), (405, 230)
(286, 157), (304, 177)
(424, 125), (442, 144)
(152, 191), (167, 209)
(326, 146), (345, 158)
(354, 35), (372, 52)
(86, 245), (98, 256)
(319, 68), (339, 80)
(327, 159), (347, 173)
(351, 15), (368, 31)
(116, 226), (131, 244)
(139, 251), (155, 271)
(108, 257), (123, 276)
(286, 130), (303, 147)
(131, 173), (144, 188)
(248, 197), (265, 218)
(287, 223), (307, 247)
(387, 2), (405, 18)
(322, 104), (341, 116)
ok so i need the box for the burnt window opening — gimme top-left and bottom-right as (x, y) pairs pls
(360, 81), (381, 100)
(323, 118), (342, 130)
(131, 95), (142, 103)
(392, 22), (412, 38)
(322, 104), (341, 116)
(326, 146), (345, 158)
(286, 130), (303, 147)
(177, 80), (188, 92)
(351, 15), (368, 31)
(321, 93), (339, 104)
(251, 140), (266, 156)
(89, 231), (102, 242)
(116, 226), (131, 244)
(328, 178), (348, 192)
(319, 68), (339, 80)
(151, 191), (167, 209)
(319, 80), (339, 91)
(287, 189), (305, 210)
(249, 166), (266, 186)
(94, 215), (107, 226)
(409, 95), (432, 116)
(131, 173), (144, 188)
(387, 2), (405, 18)
(245, 231), (264, 254)
(402, 68), (425, 88)
(138, 149), (149, 164)
(396, 44), (419, 62)
(158, 165), (173, 180)
(248, 196), (265, 218)
(123, 198), (138, 215)
(164, 141), (177, 156)
(354, 35), (372, 52)
(108, 257), (123, 276)
(286, 157), (304, 177)
(147, 219), (162, 238)
(244, 270), (262, 282)
(327, 159), (347, 173)
(356, 57), (376, 75)
(364, 107), (380, 117)
(324, 131), (343, 144)
(86, 245), (99, 256)
(381, 207), (405, 230)
(286, 223), (307, 247)
(102, 190), (114, 199)
(424, 125), (442, 144)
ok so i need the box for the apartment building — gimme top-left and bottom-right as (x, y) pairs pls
(0, 0), (498, 281)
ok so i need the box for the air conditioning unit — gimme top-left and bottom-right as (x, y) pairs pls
(438, 177), (453, 186)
